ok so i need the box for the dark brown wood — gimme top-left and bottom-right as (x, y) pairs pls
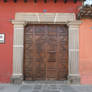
(24, 24), (68, 80)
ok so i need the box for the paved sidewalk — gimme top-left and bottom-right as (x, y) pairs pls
(0, 83), (92, 92)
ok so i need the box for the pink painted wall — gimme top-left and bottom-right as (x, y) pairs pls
(80, 19), (92, 84)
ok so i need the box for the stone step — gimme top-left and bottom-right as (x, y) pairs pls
(23, 80), (68, 85)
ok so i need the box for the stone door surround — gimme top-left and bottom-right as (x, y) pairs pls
(11, 13), (81, 84)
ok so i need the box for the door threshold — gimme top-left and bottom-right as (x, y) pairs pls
(23, 80), (68, 84)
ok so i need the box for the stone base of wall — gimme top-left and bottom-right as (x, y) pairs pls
(11, 75), (80, 84)
(68, 74), (80, 84)
(11, 75), (23, 84)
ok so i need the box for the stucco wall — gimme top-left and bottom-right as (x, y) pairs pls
(0, 0), (89, 83)
(80, 19), (92, 84)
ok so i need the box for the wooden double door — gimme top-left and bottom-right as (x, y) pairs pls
(24, 24), (68, 80)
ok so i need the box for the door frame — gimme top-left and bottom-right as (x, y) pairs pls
(11, 13), (82, 84)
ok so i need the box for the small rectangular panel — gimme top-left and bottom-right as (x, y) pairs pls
(46, 62), (57, 69)
(46, 70), (57, 78)
(48, 52), (56, 61)
(0, 34), (5, 43)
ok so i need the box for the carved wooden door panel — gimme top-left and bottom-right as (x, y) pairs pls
(24, 25), (47, 80)
(24, 24), (68, 80)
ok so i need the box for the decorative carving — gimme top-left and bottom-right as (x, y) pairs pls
(77, 5), (92, 19)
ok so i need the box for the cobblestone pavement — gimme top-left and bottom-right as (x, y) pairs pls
(0, 82), (92, 92)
